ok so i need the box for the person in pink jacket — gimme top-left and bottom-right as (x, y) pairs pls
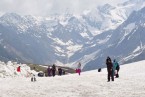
(76, 62), (81, 75)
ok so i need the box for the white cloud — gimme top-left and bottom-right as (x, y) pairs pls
(0, 0), (128, 16)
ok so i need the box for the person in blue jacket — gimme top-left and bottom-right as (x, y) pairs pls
(113, 59), (120, 78)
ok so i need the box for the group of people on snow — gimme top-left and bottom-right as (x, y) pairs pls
(106, 56), (120, 82)
(47, 62), (82, 76)
(47, 64), (65, 77)
(16, 56), (120, 82)
(46, 62), (82, 77)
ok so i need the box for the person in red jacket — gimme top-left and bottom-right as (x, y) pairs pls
(17, 66), (21, 72)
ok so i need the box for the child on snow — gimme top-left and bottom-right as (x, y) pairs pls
(31, 73), (36, 82)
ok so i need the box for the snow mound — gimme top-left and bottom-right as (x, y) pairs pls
(0, 61), (36, 78)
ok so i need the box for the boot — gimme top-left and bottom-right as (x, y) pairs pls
(31, 77), (33, 82)
(34, 77), (36, 81)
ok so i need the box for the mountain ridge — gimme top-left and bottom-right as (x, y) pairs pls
(0, 0), (145, 70)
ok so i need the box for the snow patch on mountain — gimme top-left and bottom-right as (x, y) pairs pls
(67, 44), (83, 58)
(97, 35), (111, 44)
(79, 50), (101, 69)
(121, 51), (142, 63)
(124, 23), (136, 36)
(133, 46), (141, 53)
(80, 32), (90, 38)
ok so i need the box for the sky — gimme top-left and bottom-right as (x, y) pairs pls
(0, 0), (128, 16)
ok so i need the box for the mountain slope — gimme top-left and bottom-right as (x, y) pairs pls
(83, 6), (145, 70)
(0, 0), (145, 69)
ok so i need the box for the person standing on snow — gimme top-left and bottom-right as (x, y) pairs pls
(112, 60), (116, 76)
(76, 62), (81, 75)
(113, 59), (120, 78)
(62, 70), (65, 75)
(47, 66), (51, 77)
(31, 73), (36, 82)
(58, 67), (62, 76)
(52, 64), (56, 77)
(106, 56), (114, 82)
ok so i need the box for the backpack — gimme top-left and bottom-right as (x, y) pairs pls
(116, 63), (120, 70)
(98, 68), (101, 72)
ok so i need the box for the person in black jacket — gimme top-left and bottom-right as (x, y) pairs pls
(106, 56), (114, 82)
(58, 67), (62, 76)
(47, 66), (51, 77)
(52, 64), (56, 77)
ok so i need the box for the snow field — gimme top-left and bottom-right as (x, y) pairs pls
(0, 60), (145, 97)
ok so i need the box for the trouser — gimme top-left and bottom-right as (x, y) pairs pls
(48, 72), (51, 76)
(108, 70), (114, 81)
(58, 71), (62, 76)
(31, 77), (36, 82)
(116, 69), (119, 78)
(77, 69), (81, 75)
(52, 70), (55, 77)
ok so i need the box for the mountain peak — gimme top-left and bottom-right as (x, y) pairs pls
(97, 3), (115, 14)
(129, 0), (144, 3)
(0, 13), (22, 22)
(1, 13), (20, 18)
(122, 0), (145, 6)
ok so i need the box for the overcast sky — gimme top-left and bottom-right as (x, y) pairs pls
(0, 0), (128, 16)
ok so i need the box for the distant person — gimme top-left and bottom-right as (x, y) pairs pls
(113, 60), (116, 76)
(31, 73), (36, 82)
(58, 68), (62, 76)
(52, 64), (56, 77)
(98, 68), (101, 72)
(62, 70), (65, 75)
(113, 59), (120, 78)
(106, 56), (114, 82)
(48, 66), (52, 77)
(76, 62), (81, 75)
(17, 66), (21, 72)
(47, 66), (51, 77)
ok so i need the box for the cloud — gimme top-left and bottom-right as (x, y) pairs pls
(0, 0), (53, 16)
(0, 0), (127, 16)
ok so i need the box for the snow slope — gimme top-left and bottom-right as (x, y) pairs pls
(0, 60), (145, 97)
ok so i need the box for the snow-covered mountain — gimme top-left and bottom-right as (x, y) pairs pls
(82, 0), (145, 35)
(0, 0), (145, 70)
(0, 13), (93, 65)
(0, 13), (94, 65)
(83, 5), (145, 70)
